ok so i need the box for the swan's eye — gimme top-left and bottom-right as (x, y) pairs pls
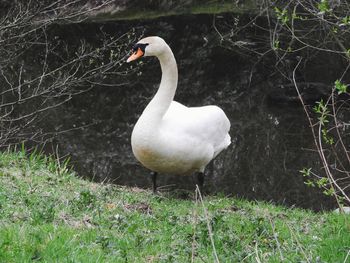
(132, 45), (139, 53)
(132, 43), (149, 53)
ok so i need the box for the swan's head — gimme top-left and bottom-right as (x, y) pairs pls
(126, 36), (167, 63)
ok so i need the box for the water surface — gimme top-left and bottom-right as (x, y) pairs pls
(46, 14), (338, 210)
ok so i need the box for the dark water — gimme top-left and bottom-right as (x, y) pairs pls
(46, 14), (339, 211)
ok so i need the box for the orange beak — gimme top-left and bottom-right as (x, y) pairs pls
(126, 48), (144, 63)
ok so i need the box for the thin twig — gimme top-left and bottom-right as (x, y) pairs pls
(196, 185), (220, 263)
(268, 216), (284, 261)
(344, 250), (350, 263)
(286, 223), (311, 263)
(254, 242), (263, 263)
(191, 188), (198, 263)
(292, 59), (350, 206)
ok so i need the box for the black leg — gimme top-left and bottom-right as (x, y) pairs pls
(196, 172), (204, 193)
(151, 171), (157, 193)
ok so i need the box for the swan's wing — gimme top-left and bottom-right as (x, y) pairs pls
(162, 101), (231, 155)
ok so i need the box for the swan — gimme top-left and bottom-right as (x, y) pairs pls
(127, 36), (231, 192)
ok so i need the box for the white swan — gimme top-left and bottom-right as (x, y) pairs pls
(127, 36), (231, 192)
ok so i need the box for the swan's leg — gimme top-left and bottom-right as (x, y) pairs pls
(151, 171), (158, 193)
(196, 172), (204, 193)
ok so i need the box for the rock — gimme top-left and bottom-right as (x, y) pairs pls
(333, 207), (350, 214)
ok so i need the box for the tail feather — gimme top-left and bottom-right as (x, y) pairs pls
(213, 133), (231, 158)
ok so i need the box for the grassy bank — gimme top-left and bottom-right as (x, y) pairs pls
(0, 151), (349, 262)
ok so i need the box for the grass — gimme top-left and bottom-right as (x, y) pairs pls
(0, 150), (349, 262)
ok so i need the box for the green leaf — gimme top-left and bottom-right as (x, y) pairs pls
(341, 16), (350, 25)
(318, 0), (330, 13)
(317, 177), (328, 188)
(273, 40), (280, 50)
(304, 180), (315, 187)
(299, 168), (312, 177)
(323, 188), (335, 196)
(347, 49), (350, 59)
(274, 7), (289, 24)
(335, 80), (347, 94)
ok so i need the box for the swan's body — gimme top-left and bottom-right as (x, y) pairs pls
(127, 36), (230, 189)
(132, 101), (230, 175)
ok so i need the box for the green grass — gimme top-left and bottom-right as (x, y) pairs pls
(0, 150), (349, 262)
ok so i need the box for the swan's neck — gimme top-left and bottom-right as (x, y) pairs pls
(144, 45), (178, 121)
